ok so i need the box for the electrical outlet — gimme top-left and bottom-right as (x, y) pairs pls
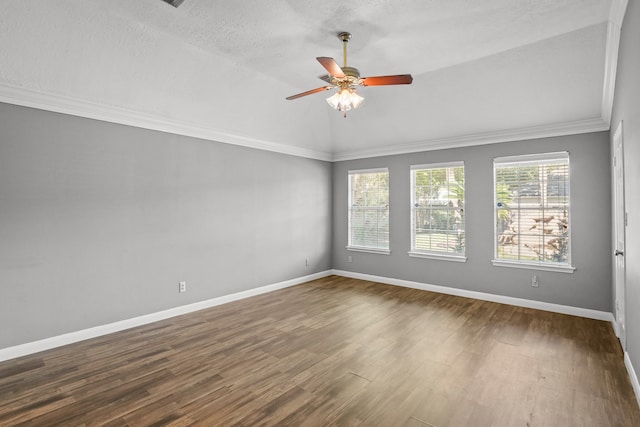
(179, 281), (186, 293)
(348, 255), (352, 263)
(531, 275), (539, 288)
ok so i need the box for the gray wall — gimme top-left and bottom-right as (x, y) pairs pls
(611, 0), (640, 384)
(0, 102), (333, 349)
(333, 132), (612, 312)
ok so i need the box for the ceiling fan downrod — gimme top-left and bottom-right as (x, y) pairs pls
(338, 31), (351, 68)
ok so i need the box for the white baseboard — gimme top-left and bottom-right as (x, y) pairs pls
(625, 352), (640, 410)
(331, 269), (615, 323)
(0, 269), (617, 363)
(0, 270), (332, 362)
(613, 318), (620, 337)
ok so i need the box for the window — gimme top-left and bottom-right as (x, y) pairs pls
(348, 168), (390, 254)
(493, 152), (574, 272)
(409, 162), (466, 261)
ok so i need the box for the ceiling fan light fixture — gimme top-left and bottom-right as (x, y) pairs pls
(285, 31), (411, 118)
(326, 87), (364, 112)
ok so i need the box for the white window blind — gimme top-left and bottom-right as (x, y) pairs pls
(494, 152), (572, 269)
(410, 162), (465, 259)
(348, 168), (389, 253)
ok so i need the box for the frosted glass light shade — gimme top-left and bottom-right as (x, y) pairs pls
(326, 88), (364, 111)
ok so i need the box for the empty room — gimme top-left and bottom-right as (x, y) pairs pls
(1, 0), (640, 425)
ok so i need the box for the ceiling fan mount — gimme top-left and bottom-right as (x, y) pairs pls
(286, 31), (413, 117)
(337, 31), (352, 43)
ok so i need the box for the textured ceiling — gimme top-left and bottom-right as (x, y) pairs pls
(0, 0), (625, 160)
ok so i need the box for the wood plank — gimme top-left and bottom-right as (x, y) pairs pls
(0, 275), (638, 425)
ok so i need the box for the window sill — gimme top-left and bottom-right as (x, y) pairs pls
(491, 259), (575, 274)
(408, 251), (467, 263)
(346, 246), (390, 255)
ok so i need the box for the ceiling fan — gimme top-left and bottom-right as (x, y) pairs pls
(286, 32), (413, 117)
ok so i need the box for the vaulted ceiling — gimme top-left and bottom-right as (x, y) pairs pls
(0, 0), (627, 160)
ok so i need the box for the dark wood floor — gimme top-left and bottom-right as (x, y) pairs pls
(1, 275), (638, 426)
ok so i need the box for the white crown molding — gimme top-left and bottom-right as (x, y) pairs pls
(332, 269), (615, 323)
(331, 117), (610, 161)
(0, 270), (333, 362)
(601, 0), (628, 125)
(333, 1), (627, 162)
(0, 83), (616, 164)
(601, 22), (620, 124)
(610, 0), (629, 27)
(0, 83), (334, 162)
(0, 1), (627, 165)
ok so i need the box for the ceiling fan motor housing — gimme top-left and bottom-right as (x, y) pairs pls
(341, 66), (360, 78)
(332, 66), (361, 87)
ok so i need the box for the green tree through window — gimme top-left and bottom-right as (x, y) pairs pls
(348, 169), (389, 252)
(410, 162), (465, 257)
(494, 153), (571, 268)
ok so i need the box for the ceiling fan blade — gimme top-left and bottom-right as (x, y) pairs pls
(317, 57), (345, 78)
(286, 86), (334, 100)
(318, 74), (333, 83)
(161, 0), (185, 7)
(361, 74), (413, 86)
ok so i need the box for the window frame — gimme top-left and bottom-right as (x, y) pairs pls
(408, 161), (467, 262)
(347, 167), (391, 255)
(492, 152), (575, 273)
